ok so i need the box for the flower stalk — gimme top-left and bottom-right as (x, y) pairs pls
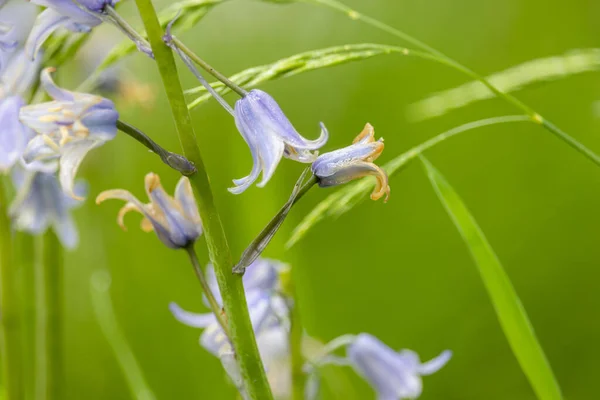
(0, 179), (24, 400)
(116, 120), (196, 175)
(234, 170), (317, 274)
(35, 231), (64, 400)
(132, 0), (273, 398)
(169, 36), (248, 97)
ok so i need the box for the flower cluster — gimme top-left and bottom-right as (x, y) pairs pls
(0, 1), (118, 247)
(170, 258), (292, 398)
(0, 2), (450, 399)
(170, 257), (451, 400)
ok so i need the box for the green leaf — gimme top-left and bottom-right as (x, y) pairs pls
(287, 115), (530, 247)
(407, 48), (600, 122)
(420, 155), (563, 400)
(186, 43), (402, 110)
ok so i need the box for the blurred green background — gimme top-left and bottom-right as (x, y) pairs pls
(31, 0), (600, 398)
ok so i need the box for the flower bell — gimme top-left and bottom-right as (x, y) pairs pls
(311, 123), (390, 202)
(96, 173), (203, 249)
(230, 89), (328, 194)
(170, 259), (291, 398)
(20, 67), (118, 198)
(0, 96), (32, 172)
(25, 0), (119, 59)
(9, 165), (85, 249)
(347, 333), (451, 400)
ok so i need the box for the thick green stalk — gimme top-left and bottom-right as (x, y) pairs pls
(35, 231), (64, 400)
(0, 181), (24, 400)
(306, 0), (600, 167)
(289, 294), (305, 400)
(132, 1), (273, 398)
(16, 233), (36, 400)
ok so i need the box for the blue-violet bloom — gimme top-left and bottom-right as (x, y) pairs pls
(9, 165), (85, 249)
(312, 123), (390, 202)
(20, 67), (118, 197)
(347, 333), (451, 400)
(0, 96), (32, 172)
(96, 173), (203, 249)
(25, 0), (118, 59)
(230, 89), (329, 194)
(170, 258), (291, 398)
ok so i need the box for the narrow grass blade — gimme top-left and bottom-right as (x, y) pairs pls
(407, 48), (600, 122)
(91, 271), (156, 400)
(420, 155), (563, 400)
(287, 115), (530, 247)
(186, 43), (402, 110)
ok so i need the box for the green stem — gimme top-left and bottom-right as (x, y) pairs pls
(185, 246), (229, 334)
(117, 120), (196, 175)
(289, 292), (305, 400)
(132, 1), (273, 399)
(16, 233), (36, 400)
(234, 173), (317, 274)
(306, 0), (600, 167)
(35, 231), (64, 400)
(0, 180), (24, 400)
(171, 37), (248, 97)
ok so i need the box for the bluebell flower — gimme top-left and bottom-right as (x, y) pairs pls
(20, 67), (118, 197)
(230, 89), (329, 194)
(96, 173), (203, 249)
(312, 123), (390, 202)
(0, 96), (32, 172)
(347, 333), (451, 400)
(170, 258), (291, 398)
(25, 0), (118, 59)
(9, 165), (85, 249)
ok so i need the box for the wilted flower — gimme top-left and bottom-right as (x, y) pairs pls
(25, 0), (118, 59)
(311, 123), (390, 202)
(0, 96), (32, 172)
(20, 67), (118, 197)
(347, 333), (451, 400)
(170, 259), (291, 398)
(96, 173), (203, 249)
(230, 89), (328, 194)
(9, 165), (85, 249)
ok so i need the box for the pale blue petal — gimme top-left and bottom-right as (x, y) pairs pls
(24, 9), (70, 60)
(0, 96), (30, 172)
(417, 350), (452, 376)
(169, 302), (216, 328)
(59, 139), (99, 198)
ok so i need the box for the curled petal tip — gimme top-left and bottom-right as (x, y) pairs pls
(144, 172), (161, 192)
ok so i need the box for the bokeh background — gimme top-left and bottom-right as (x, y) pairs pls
(13, 0), (600, 398)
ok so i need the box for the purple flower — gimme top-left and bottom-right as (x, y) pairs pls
(230, 89), (329, 194)
(96, 173), (203, 249)
(312, 123), (390, 202)
(0, 96), (32, 172)
(25, 0), (118, 59)
(347, 333), (451, 400)
(170, 258), (291, 397)
(20, 67), (118, 197)
(9, 165), (85, 249)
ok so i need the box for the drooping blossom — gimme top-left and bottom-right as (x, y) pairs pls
(170, 258), (292, 398)
(0, 96), (32, 172)
(230, 89), (329, 194)
(96, 173), (203, 249)
(311, 123), (390, 202)
(20, 67), (118, 197)
(9, 164), (85, 249)
(163, 34), (329, 194)
(347, 333), (451, 400)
